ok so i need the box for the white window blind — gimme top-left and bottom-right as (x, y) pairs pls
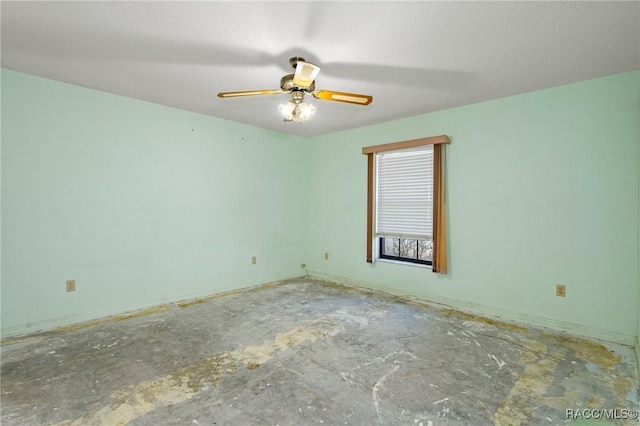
(376, 146), (433, 239)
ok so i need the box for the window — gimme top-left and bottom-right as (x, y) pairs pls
(376, 146), (433, 265)
(362, 135), (449, 273)
(379, 237), (433, 264)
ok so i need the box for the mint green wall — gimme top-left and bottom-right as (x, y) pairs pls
(1, 69), (308, 337)
(2, 69), (639, 345)
(307, 71), (640, 345)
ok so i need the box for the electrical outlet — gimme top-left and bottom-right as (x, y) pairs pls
(556, 284), (566, 297)
(66, 279), (76, 292)
(252, 256), (257, 265)
(324, 252), (329, 260)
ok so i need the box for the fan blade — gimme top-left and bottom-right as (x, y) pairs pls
(293, 61), (321, 89)
(312, 90), (372, 105)
(217, 89), (284, 98)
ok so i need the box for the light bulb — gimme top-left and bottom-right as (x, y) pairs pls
(278, 101), (295, 120)
(299, 102), (316, 120)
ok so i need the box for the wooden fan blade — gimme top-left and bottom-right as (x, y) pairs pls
(312, 90), (372, 105)
(217, 89), (283, 98)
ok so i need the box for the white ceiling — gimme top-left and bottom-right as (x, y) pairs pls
(2, 1), (639, 138)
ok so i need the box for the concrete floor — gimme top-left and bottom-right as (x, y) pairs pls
(1, 278), (638, 425)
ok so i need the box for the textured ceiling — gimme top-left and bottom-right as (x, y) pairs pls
(2, 1), (639, 138)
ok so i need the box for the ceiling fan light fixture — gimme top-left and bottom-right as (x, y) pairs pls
(279, 100), (316, 123)
(279, 90), (316, 123)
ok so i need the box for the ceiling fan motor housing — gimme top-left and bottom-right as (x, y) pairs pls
(280, 74), (315, 92)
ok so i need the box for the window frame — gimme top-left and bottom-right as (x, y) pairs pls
(362, 135), (450, 273)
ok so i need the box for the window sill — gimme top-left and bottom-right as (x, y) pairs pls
(375, 258), (433, 269)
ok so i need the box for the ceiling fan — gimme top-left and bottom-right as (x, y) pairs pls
(217, 57), (373, 122)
